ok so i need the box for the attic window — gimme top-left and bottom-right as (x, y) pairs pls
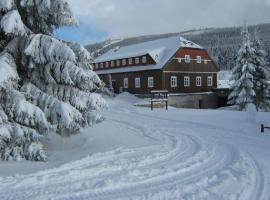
(185, 55), (190, 63)
(196, 56), (201, 64)
(142, 56), (147, 63)
(111, 61), (115, 67)
(116, 60), (120, 66)
(122, 59), (126, 66)
(128, 58), (133, 65)
(135, 57), (140, 64)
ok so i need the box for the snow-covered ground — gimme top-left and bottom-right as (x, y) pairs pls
(0, 93), (270, 200)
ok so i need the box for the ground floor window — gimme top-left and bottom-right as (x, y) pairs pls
(123, 78), (128, 88)
(207, 76), (213, 86)
(184, 76), (190, 87)
(171, 76), (177, 88)
(148, 77), (154, 88)
(135, 77), (140, 88)
(196, 76), (202, 87)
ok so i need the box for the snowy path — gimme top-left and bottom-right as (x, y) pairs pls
(0, 94), (270, 200)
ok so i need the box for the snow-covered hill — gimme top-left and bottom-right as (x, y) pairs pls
(0, 93), (270, 200)
(86, 23), (270, 70)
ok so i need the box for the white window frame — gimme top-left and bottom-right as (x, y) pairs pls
(207, 76), (213, 86)
(111, 61), (115, 67)
(122, 59), (126, 66)
(135, 57), (140, 64)
(196, 76), (202, 87)
(171, 76), (177, 88)
(128, 58), (133, 65)
(135, 77), (140, 88)
(185, 55), (190, 63)
(142, 56), (147, 64)
(116, 60), (120, 66)
(196, 56), (201, 64)
(123, 78), (128, 88)
(184, 76), (190, 87)
(148, 77), (154, 88)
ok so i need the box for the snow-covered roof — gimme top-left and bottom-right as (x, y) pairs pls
(94, 36), (203, 74)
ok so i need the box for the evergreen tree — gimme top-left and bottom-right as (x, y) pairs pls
(252, 31), (270, 111)
(229, 27), (256, 110)
(0, 0), (105, 161)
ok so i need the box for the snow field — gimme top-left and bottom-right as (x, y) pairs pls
(0, 93), (269, 200)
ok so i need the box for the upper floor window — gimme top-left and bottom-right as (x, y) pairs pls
(100, 62), (104, 68)
(171, 76), (177, 88)
(111, 61), (115, 67)
(95, 63), (99, 69)
(105, 62), (109, 68)
(184, 76), (190, 87)
(122, 59), (126, 66)
(142, 56), (147, 64)
(196, 76), (202, 87)
(116, 60), (120, 66)
(135, 57), (140, 64)
(196, 56), (201, 64)
(148, 77), (154, 88)
(128, 58), (133, 65)
(185, 55), (190, 63)
(135, 77), (140, 88)
(123, 78), (128, 88)
(207, 76), (213, 86)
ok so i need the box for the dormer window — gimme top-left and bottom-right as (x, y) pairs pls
(122, 59), (126, 66)
(135, 57), (140, 64)
(128, 58), (133, 65)
(142, 56), (147, 63)
(185, 55), (190, 63)
(116, 60), (120, 66)
(111, 61), (115, 67)
(196, 56), (201, 64)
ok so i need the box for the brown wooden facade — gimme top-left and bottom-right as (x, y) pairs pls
(94, 47), (219, 94)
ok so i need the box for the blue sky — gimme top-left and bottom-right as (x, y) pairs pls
(54, 0), (270, 45)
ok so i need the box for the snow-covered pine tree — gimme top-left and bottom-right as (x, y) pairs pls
(0, 0), (105, 161)
(228, 27), (256, 110)
(252, 31), (270, 111)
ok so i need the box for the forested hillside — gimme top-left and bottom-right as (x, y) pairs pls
(85, 23), (270, 70)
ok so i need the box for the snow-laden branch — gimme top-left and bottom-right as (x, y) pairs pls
(24, 34), (76, 64)
(0, 52), (19, 86)
(0, 0), (14, 12)
(0, 10), (28, 36)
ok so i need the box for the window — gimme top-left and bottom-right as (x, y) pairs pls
(178, 58), (182, 63)
(122, 59), (126, 66)
(105, 62), (109, 68)
(135, 57), (140, 64)
(142, 56), (147, 63)
(185, 55), (190, 63)
(95, 63), (99, 69)
(123, 78), (128, 88)
(196, 76), (202, 87)
(184, 76), (190, 87)
(171, 76), (177, 88)
(135, 77), (140, 88)
(196, 56), (201, 64)
(100, 62), (104, 68)
(116, 60), (120, 66)
(148, 77), (154, 88)
(207, 76), (213, 86)
(204, 60), (208, 64)
(111, 61), (115, 67)
(128, 58), (133, 65)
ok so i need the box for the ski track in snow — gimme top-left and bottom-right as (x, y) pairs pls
(0, 101), (268, 200)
